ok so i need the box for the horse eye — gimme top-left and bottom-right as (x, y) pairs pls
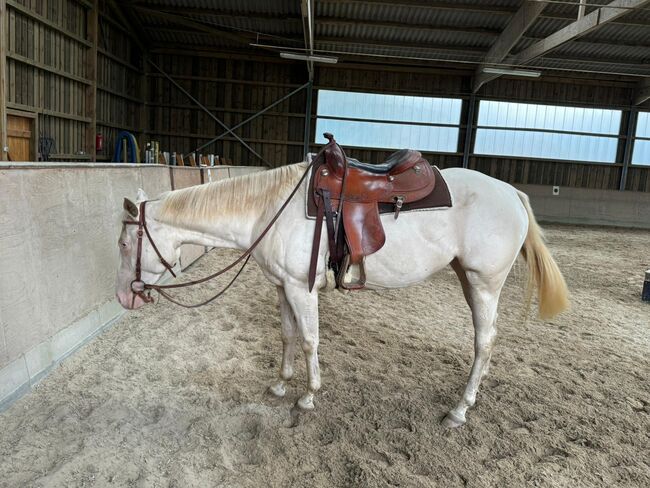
(119, 241), (128, 249)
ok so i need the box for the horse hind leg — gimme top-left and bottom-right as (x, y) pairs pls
(443, 264), (504, 428)
(269, 286), (298, 398)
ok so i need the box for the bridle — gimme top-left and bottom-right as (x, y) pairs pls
(122, 201), (177, 308)
(120, 150), (324, 308)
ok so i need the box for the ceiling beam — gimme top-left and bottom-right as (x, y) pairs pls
(109, 0), (150, 51)
(300, 0), (315, 79)
(476, 0), (650, 90)
(132, 6), (253, 46)
(473, 1), (547, 92)
(635, 78), (650, 105)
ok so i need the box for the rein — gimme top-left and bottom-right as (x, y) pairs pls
(122, 155), (319, 308)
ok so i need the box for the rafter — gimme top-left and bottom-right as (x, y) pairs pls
(636, 78), (650, 106)
(473, 1), (547, 92)
(300, 0), (315, 79)
(477, 0), (650, 89)
(132, 6), (252, 46)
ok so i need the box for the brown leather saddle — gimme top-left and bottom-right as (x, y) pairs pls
(308, 133), (438, 291)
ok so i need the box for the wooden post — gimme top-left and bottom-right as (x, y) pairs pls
(0, 0), (8, 161)
(138, 52), (149, 155)
(85, 0), (98, 161)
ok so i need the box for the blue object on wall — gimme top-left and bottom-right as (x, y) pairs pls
(113, 131), (141, 163)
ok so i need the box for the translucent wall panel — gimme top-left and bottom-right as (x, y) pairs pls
(474, 129), (619, 163)
(475, 100), (622, 163)
(315, 120), (459, 152)
(632, 112), (650, 166)
(315, 90), (462, 152)
(478, 101), (621, 135)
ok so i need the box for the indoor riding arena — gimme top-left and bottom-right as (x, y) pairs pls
(1, 1), (649, 487)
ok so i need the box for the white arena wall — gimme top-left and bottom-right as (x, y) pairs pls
(0, 164), (264, 410)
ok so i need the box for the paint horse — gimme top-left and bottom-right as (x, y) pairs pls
(116, 161), (569, 427)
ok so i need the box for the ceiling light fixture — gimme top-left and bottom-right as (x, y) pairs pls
(482, 67), (542, 78)
(280, 52), (338, 64)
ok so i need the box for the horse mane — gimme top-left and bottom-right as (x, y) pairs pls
(157, 163), (307, 227)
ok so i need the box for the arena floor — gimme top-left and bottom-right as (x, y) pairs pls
(1, 224), (648, 487)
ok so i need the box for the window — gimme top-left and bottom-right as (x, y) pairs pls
(474, 101), (622, 163)
(315, 90), (462, 152)
(632, 112), (650, 166)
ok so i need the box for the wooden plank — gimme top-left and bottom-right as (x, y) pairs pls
(7, 101), (92, 122)
(86, 0), (98, 161)
(97, 48), (140, 72)
(7, 51), (91, 85)
(0, 0), (7, 160)
(6, 0), (91, 47)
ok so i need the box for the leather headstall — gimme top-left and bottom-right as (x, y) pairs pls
(122, 201), (177, 307)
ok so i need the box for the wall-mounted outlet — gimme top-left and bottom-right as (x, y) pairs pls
(552, 186), (560, 196)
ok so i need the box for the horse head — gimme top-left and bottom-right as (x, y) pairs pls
(115, 189), (180, 309)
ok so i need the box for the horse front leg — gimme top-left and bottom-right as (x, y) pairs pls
(269, 286), (298, 398)
(283, 283), (321, 410)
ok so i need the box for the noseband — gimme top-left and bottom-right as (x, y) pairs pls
(122, 201), (177, 307)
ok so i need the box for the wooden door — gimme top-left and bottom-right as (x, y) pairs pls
(7, 113), (35, 161)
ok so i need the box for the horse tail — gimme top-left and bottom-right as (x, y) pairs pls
(517, 191), (570, 320)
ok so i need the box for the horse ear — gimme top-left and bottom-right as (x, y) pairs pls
(123, 198), (138, 218)
(136, 188), (149, 202)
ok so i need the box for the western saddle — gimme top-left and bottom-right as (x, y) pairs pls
(308, 133), (437, 291)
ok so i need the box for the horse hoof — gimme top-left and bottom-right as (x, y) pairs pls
(297, 394), (314, 410)
(269, 382), (286, 398)
(442, 412), (465, 429)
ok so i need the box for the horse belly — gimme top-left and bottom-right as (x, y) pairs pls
(361, 210), (457, 289)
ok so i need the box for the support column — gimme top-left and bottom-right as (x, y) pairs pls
(461, 93), (477, 169)
(138, 52), (149, 156)
(85, 0), (98, 161)
(619, 109), (638, 191)
(0, 0), (8, 161)
(303, 80), (313, 159)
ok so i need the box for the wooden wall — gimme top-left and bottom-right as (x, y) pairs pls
(3, 0), (143, 161)
(95, 3), (144, 161)
(3, 6), (648, 191)
(145, 53), (308, 168)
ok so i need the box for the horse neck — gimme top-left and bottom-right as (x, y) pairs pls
(149, 176), (287, 251)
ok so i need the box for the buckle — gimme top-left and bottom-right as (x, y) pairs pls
(131, 280), (146, 293)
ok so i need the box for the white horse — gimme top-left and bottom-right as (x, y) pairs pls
(116, 163), (569, 427)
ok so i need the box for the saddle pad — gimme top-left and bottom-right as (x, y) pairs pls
(306, 165), (453, 219)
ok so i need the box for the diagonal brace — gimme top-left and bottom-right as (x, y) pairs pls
(188, 81), (312, 159)
(148, 60), (270, 166)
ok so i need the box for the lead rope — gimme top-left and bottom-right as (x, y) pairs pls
(142, 152), (324, 308)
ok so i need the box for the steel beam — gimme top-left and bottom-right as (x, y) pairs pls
(148, 60), (270, 166)
(478, 0), (650, 88)
(635, 78), (650, 106)
(462, 94), (477, 169)
(473, 1), (547, 92)
(303, 81), (313, 158)
(186, 82), (312, 159)
(619, 109), (638, 191)
(300, 0), (315, 79)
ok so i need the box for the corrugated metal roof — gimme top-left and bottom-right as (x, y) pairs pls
(135, 0), (299, 15)
(129, 0), (650, 79)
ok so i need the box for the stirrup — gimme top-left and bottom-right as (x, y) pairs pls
(337, 254), (366, 290)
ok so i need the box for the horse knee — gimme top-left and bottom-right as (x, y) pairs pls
(301, 338), (318, 355)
